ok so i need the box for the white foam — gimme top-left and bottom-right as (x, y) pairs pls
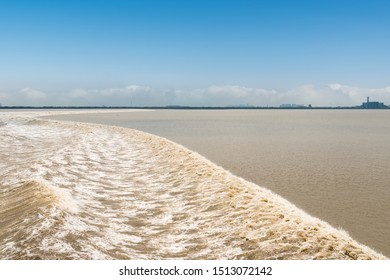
(0, 110), (387, 260)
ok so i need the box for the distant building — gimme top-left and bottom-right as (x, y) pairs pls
(280, 104), (306, 108)
(227, 104), (255, 108)
(362, 97), (387, 109)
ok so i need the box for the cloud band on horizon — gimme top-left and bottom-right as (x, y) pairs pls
(1, 84), (390, 107)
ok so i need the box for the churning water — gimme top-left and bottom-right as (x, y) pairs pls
(0, 110), (387, 259)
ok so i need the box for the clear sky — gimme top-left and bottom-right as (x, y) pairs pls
(1, 0), (390, 106)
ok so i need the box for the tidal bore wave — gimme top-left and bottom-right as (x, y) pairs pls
(0, 111), (387, 259)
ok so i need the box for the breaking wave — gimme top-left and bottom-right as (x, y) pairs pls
(0, 111), (387, 260)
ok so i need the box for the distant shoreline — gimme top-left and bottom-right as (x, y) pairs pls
(1, 106), (389, 110)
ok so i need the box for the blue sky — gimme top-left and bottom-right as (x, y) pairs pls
(1, 0), (390, 106)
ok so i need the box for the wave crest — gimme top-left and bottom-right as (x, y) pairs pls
(0, 112), (387, 259)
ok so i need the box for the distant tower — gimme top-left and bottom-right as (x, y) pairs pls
(367, 96), (370, 104)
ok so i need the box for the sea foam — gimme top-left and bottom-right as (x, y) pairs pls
(0, 110), (387, 260)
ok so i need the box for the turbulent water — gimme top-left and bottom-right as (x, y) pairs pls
(0, 110), (387, 260)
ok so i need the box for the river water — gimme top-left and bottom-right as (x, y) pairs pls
(49, 109), (390, 257)
(0, 109), (388, 259)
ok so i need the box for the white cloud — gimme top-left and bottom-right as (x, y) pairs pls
(325, 84), (390, 105)
(282, 84), (370, 107)
(369, 87), (390, 94)
(328, 84), (343, 91)
(176, 85), (278, 106)
(20, 88), (47, 99)
(125, 85), (151, 93)
(61, 85), (154, 106)
(328, 83), (360, 97)
(1, 84), (390, 107)
(69, 89), (88, 98)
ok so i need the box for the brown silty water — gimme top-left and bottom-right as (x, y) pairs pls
(49, 109), (390, 258)
(0, 110), (388, 259)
